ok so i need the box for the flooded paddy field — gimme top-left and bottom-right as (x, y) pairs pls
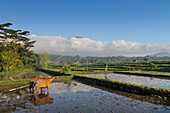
(0, 80), (169, 113)
(84, 73), (170, 89)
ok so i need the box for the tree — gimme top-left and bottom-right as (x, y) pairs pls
(62, 65), (71, 74)
(0, 23), (35, 48)
(0, 47), (23, 71)
(0, 23), (37, 71)
(41, 51), (50, 67)
(149, 62), (157, 68)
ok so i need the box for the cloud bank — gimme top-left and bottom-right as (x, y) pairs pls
(29, 35), (170, 56)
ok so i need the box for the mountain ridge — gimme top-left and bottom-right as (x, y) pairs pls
(151, 52), (170, 57)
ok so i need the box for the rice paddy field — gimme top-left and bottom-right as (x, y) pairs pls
(0, 80), (169, 113)
(84, 73), (170, 89)
(0, 71), (169, 113)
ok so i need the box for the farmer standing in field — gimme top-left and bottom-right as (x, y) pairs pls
(129, 66), (130, 71)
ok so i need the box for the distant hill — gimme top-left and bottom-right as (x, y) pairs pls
(69, 36), (82, 39)
(152, 52), (170, 57)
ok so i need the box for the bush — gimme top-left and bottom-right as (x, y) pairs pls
(62, 65), (72, 74)
(149, 62), (157, 68)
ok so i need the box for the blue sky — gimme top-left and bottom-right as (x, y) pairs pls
(1, 0), (170, 56)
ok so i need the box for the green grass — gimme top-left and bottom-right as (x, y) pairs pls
(0, 79), (29, 84)
(54, 75), (74, 79)
(0, 67), (32, 74)
(73, 70), (113, 74)
(42, 67), (62, 72)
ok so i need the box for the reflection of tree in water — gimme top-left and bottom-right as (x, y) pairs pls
(104, 73), (108, 80)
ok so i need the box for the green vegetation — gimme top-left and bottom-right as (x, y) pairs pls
(62, 65), (72, 74)
(49, 55), (170, 65)
(0, 23), (41, 72)
(0, 69), (33, 81)
(46, 58), (170, 73)
(54, 75), (74, 79)
(73, 61), (170, 73)
(0, 79), (29, 84)
(41, 51), (50, 68)
(44, 61), (170, 78)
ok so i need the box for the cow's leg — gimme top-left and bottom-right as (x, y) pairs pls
(47, 86), (49, 95)
(40, 88), (43, 94)
(29, 82), (32, 92)
(31, 83), (35, 92)
(34, 85), (39, 94)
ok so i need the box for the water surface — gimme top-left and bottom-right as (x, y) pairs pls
(0, 80), (169, 113)
(84, 73), (170, 89)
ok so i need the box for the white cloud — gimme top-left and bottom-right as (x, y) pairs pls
(29, 35), (170, 56)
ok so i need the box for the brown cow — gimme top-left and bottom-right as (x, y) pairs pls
(29, 78), (45, 92)
(34, 76), (54, 94)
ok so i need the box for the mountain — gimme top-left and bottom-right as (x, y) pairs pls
(69, 36), (82, 39)
(151, 52), (170, 57)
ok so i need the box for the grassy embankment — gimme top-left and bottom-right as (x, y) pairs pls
(73, 74), (170, 97)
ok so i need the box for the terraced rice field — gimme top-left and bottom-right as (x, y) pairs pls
(85, 73), (170, 89)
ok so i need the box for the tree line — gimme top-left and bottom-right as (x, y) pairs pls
(49, 55), (170, 65)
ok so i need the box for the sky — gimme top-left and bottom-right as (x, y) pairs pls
(1, 0), (170, 56)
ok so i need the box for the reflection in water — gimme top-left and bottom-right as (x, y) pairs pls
(104, 73), (108, 79)
(50, 81), (93, 94)
(30, 93), (53, 106)
(85, 73), (170, 89)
